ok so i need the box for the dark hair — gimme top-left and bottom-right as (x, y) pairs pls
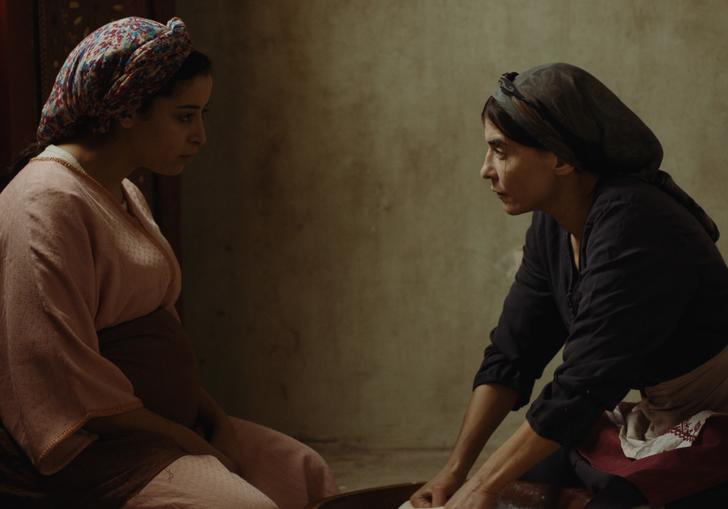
(481, 96), (545, 151)
(2, 49), (212, 192)
(138, 50), (212, 114)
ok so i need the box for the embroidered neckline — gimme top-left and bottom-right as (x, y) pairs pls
(31, 156), (130, 213)
(28, 156), (181, 303)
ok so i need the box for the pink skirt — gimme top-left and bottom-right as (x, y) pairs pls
(124, 417), (338, 509)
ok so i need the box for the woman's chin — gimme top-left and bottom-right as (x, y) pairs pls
(502, 202), (529, 216)
(169, 165), (186, 176)
(151, 164), (186, 177)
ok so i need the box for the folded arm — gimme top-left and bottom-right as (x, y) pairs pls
(85, 406), (238, 473)
(195, 387), (242, 474)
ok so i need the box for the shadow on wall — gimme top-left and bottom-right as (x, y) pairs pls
(177, 0), (728, 450)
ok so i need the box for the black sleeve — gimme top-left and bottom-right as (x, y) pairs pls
(526, 202), (699, 447)
(474, 213), (567, 409)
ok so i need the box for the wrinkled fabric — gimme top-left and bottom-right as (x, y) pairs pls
(611, 405), (715, 460)
(579, 413), (728, 506)
(123, 454), (278, 509)
(0, 147), (181, 474)
(99, 308), (200, 428)
(37, 17), (192, 143)
(638, 345), (728, 436)
(0, 423), (185, 509)
(474, 177), (728, 447)
(124, 419), (339, 509)
(608, 346), (728, 459)
(490, 63), (719, 241)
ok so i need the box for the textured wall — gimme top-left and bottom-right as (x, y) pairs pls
(176, 0), (728, 448)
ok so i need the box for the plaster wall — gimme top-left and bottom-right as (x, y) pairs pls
(176, 0), (728, 449)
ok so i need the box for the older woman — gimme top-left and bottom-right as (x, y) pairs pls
(411, 63), (728, 508)
(0, 16), (336, 509)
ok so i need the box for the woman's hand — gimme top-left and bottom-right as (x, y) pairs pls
(443, 477), (499, 509)
(208, 414), (242, 476)
(86, 406), (239, 474)
(410, 468), (465, 508)
(445, 491), (499, 509)
(209, 445), (239, 475)
(445, 421), (560, 509)
(410, 385), (520, 508)
(195, 387), (242, 476)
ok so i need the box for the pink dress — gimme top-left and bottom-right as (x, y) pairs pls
(0, 147), (337, 508)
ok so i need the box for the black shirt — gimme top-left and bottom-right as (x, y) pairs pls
(474, 176), (728, 446)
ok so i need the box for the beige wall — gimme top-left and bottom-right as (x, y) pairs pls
(176, 0), (728, 449)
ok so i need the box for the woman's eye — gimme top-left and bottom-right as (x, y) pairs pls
(178, 114), (194, 123)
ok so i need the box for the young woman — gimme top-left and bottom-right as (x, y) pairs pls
(0, 16), (337, 509)
(411, 63), (728, 508)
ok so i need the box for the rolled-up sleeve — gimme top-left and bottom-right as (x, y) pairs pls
(0, 188), (142, 475)
(474, 213), (567, 409)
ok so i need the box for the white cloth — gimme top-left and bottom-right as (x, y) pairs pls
(608, 405), (716, 460)
(607, 346), (728, 460)
(399, 503), (443, 509)
(398, 502), (538, 509)
(399, 499), (650, 509)
(399, 500), (556, 509)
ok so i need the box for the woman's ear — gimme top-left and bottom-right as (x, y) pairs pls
(554, 157), (576, 176)
(119, 113), (137, 129)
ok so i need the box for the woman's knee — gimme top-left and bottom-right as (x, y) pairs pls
(124, 455), (281, 509)
(300, 444), (327, 469)
(240, 494), (278, 509)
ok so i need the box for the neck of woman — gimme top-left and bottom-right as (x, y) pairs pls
(56, 135), (136, 203)
(546, 171), (599, 243)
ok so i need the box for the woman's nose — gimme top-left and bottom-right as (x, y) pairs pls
(480, 156), (494, 180)
(190, 120), (207, 146)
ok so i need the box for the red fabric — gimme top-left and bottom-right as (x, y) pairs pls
(98, 308), (200, 428)
(578, 413), (728, 506)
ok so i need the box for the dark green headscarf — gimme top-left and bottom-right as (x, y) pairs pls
(492, 63), (719, 241)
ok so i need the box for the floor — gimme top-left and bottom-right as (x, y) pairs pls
(311, 444), (492, 493)
(307, 411), (529, 493)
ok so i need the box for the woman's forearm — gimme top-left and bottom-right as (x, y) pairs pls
(445, 384), (519, 479)
(84, 406), (222, 458)
(472, 419), (559, 495)
(196, 387), (228, 429)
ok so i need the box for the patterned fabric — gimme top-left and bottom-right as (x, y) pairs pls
(611, 404), (715, 460)
(490, 63), (719, 241)
(608, 345), (728, 460)
(37, 16), (192, 143)
(579, 413), (728, 506)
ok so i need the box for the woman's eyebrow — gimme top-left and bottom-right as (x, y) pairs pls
(176, 104), (205, 110)
(487, 138), (507, 148)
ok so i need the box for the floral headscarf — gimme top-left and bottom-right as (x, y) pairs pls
(491, 63), (719, 241)
(37, 16), (192, 143)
